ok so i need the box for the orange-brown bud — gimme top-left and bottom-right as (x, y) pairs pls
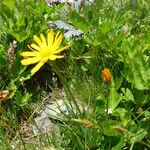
(102, 68), (111, 82)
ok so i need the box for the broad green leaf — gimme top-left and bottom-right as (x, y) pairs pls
(115, 76), (124, 90)
(112, 136), (125, 150)
(121, 88), (134, 102)
(108, 79), (122, 110)
(5, 29), (30, 42)
(113, 108), (130, 126)
(122, 37), (150, 90)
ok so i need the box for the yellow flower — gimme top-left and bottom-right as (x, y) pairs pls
(20, 28), (70, 74)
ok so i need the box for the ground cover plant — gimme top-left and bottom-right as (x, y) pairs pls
(0, 0), (150, 149)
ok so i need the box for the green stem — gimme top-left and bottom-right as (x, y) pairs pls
(105, 83), (109, 119)
(49, 61), (81, 115)
(129, 143), (134, 150)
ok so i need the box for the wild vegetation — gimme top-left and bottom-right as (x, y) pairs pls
(0, 0), (150, 149)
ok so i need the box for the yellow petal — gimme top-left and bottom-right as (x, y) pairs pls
(47, 28), (54, 48)
(48, 55), (64, 60)
(20, 51), (39, 57)
(56, 35), (63, 46)
(55, 31), (61, 40)
(51, 35), (62, 50)
(40, 33), (47, 47)
(31, 60), (46, 74)
(28, 45), (38, 52)
(52, 45), (70, 55)
(33, 35), (42, 47)
(21, 56), (41, 65)
(30, 44), (41, 51)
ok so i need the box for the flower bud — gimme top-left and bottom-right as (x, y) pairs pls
(102, 68), (111, 82)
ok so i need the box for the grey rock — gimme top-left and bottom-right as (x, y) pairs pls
(46, 0), (94, 8)
(73, 0), (94, 9)
(32, 99), (85, 135)
(33, 115), (60, 136)
(49, 20), (83, 38)
(32, 99), (74, 135)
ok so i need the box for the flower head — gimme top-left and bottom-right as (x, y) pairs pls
(20, 28), (70, 74)
(102, 68), (111, 82)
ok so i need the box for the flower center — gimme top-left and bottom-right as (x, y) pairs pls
(40, 48), (51, 57)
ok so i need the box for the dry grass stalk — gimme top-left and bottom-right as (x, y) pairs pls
(8, 40), (17, 69)
(73, 118), (100, 130)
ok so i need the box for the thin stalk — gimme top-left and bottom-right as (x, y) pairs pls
(0, 107), (6, 115)
(129, 143), (134, 150)
(1, 120), (16, 135)
(49, 61), (82, 115)
(105, 83), (109, 120)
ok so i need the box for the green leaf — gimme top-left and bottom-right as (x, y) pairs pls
(100, 21), (112, 33)
(108, 80), (122, 110)
(5, 29), (30, 42)
(0, 46), (7, 66)
(115, 76), (124, 90)
(122, 38), (150, 90)
(15, 90), (31, 107)
(121, 88), (134, 102)
(69, 11), (89, 33)
(131, 129), (147, 144)
(84, 34), (101, 46)
(95, 96), (105, 114)
(144, 110), (150, 118)
(113, 108), (130, 126)
(112, 136), (125, 150)
(102, 120), (118, 136)
(7, 82), (17, 91)
(2, 0), (15, 12)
